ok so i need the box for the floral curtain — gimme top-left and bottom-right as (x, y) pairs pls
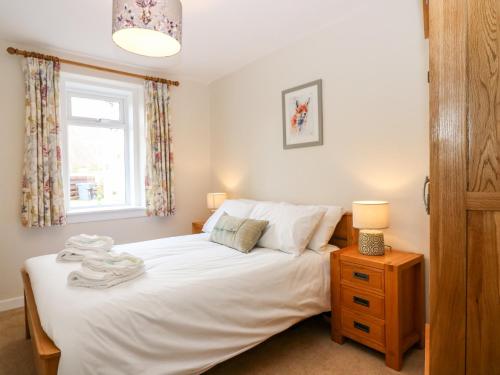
(145, 80), (175, 216)
(21, 57), (66, 228)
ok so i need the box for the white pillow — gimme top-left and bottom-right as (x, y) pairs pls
(250, 202), (326, 256)
(202, 199), (256, 233)
(247, 201), (279, 221)
(307, 206), (344, 252)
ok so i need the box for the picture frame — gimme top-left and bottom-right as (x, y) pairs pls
(282, 79), (323, 149)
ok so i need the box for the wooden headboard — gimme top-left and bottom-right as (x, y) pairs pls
(329, 212), (358, 248)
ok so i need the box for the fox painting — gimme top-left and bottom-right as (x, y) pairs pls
(290, 98), (310, 133)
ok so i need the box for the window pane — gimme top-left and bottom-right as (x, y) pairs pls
(71, 96), (121, 121)
(68, 126), (126, 209)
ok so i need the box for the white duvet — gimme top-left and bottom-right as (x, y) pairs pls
(25, 234), (331, 375)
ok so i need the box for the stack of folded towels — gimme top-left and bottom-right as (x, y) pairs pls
(68, 252), (145, 289)
(57, 234), (145, 289)
(56, 234), (114, 262)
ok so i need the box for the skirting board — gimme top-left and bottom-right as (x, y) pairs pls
(0, 296), (24, 312)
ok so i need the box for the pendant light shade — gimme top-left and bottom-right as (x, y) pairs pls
(112, 0), (182, 57)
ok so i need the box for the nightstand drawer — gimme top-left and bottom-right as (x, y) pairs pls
(341, 309), (385, 349)
(341, 262), (384, 294)
(341, 286), (385, 320)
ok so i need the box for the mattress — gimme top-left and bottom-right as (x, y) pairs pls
(25, 233), (331, 375)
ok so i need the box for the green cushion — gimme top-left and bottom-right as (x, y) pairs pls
(210, 213), (268, 253)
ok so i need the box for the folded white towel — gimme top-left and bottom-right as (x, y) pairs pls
(57, 234), (114, 263)
(67, 267), (145, 289)
(83, 252), (144, 276)
(65, 234), (114, 252)
(67, 251), (145, 289)
(57, 248), (95, 262)
(56, 247), (110, 263)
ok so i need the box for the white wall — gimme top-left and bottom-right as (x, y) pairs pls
(0, 39), (211, 302)
(210, 1), (430, 306)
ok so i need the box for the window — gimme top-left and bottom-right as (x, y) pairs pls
(61, 74), (145, 223)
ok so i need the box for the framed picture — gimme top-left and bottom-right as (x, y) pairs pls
(282, 79), (323, 149)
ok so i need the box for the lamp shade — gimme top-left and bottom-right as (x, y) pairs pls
(112, 0), (182, 57)
(352, 201), (390, 229)
(207, 193), (227, 211)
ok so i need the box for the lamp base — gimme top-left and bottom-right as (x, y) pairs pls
(358, 230), (385, 256)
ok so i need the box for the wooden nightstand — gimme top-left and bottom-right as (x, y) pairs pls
(192, 220), (205, 234)
(331, 245), (425, 371)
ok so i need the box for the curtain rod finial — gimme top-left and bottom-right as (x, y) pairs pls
(7, 47), (17, 55)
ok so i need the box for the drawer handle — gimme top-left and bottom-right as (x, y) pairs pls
(353, 296), (370, 307)
(353, 271), (369, 281)
(354, 321), (370, 334)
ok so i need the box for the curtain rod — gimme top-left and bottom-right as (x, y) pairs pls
(6, 47), (180, 87)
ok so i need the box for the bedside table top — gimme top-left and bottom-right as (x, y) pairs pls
(338, 245), (423, 270)
(192, 220), (206, 235)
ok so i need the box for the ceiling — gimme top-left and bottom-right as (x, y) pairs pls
(0, 0), (358, 83)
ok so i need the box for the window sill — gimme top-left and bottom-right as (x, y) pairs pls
(66, 206), (147, 224)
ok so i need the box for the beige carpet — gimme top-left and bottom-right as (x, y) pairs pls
(0, 308), (423, 375)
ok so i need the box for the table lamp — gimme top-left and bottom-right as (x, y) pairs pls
(352, 201), (389, 256)
(206, 193), (227, 213)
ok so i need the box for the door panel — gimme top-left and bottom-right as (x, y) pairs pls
(467, 212), (500, 374)
(466, 0), (500, 373)
(429, 0), (468, 373)
(467, 0), (500, 193)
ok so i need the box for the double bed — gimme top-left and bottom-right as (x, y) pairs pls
(22, 212), (356, 375)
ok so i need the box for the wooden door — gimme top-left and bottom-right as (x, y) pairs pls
(465, 0), (500, 372)
(430, 0), (500, 374)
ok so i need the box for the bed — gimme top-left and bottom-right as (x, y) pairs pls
(22, 212), (356, 375)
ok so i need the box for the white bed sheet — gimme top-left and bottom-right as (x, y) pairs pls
(25, 233), (331, 375)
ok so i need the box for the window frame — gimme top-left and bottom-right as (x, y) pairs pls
(60, 73), (146, 223)
(67, 91), (125, 125)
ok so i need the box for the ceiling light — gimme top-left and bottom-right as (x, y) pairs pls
(112, 0), (182, 57)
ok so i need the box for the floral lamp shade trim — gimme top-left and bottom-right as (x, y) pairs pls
(21, 57), (66, 228)
(112, 0), (182, 57)
(145, 80), (175, 216)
